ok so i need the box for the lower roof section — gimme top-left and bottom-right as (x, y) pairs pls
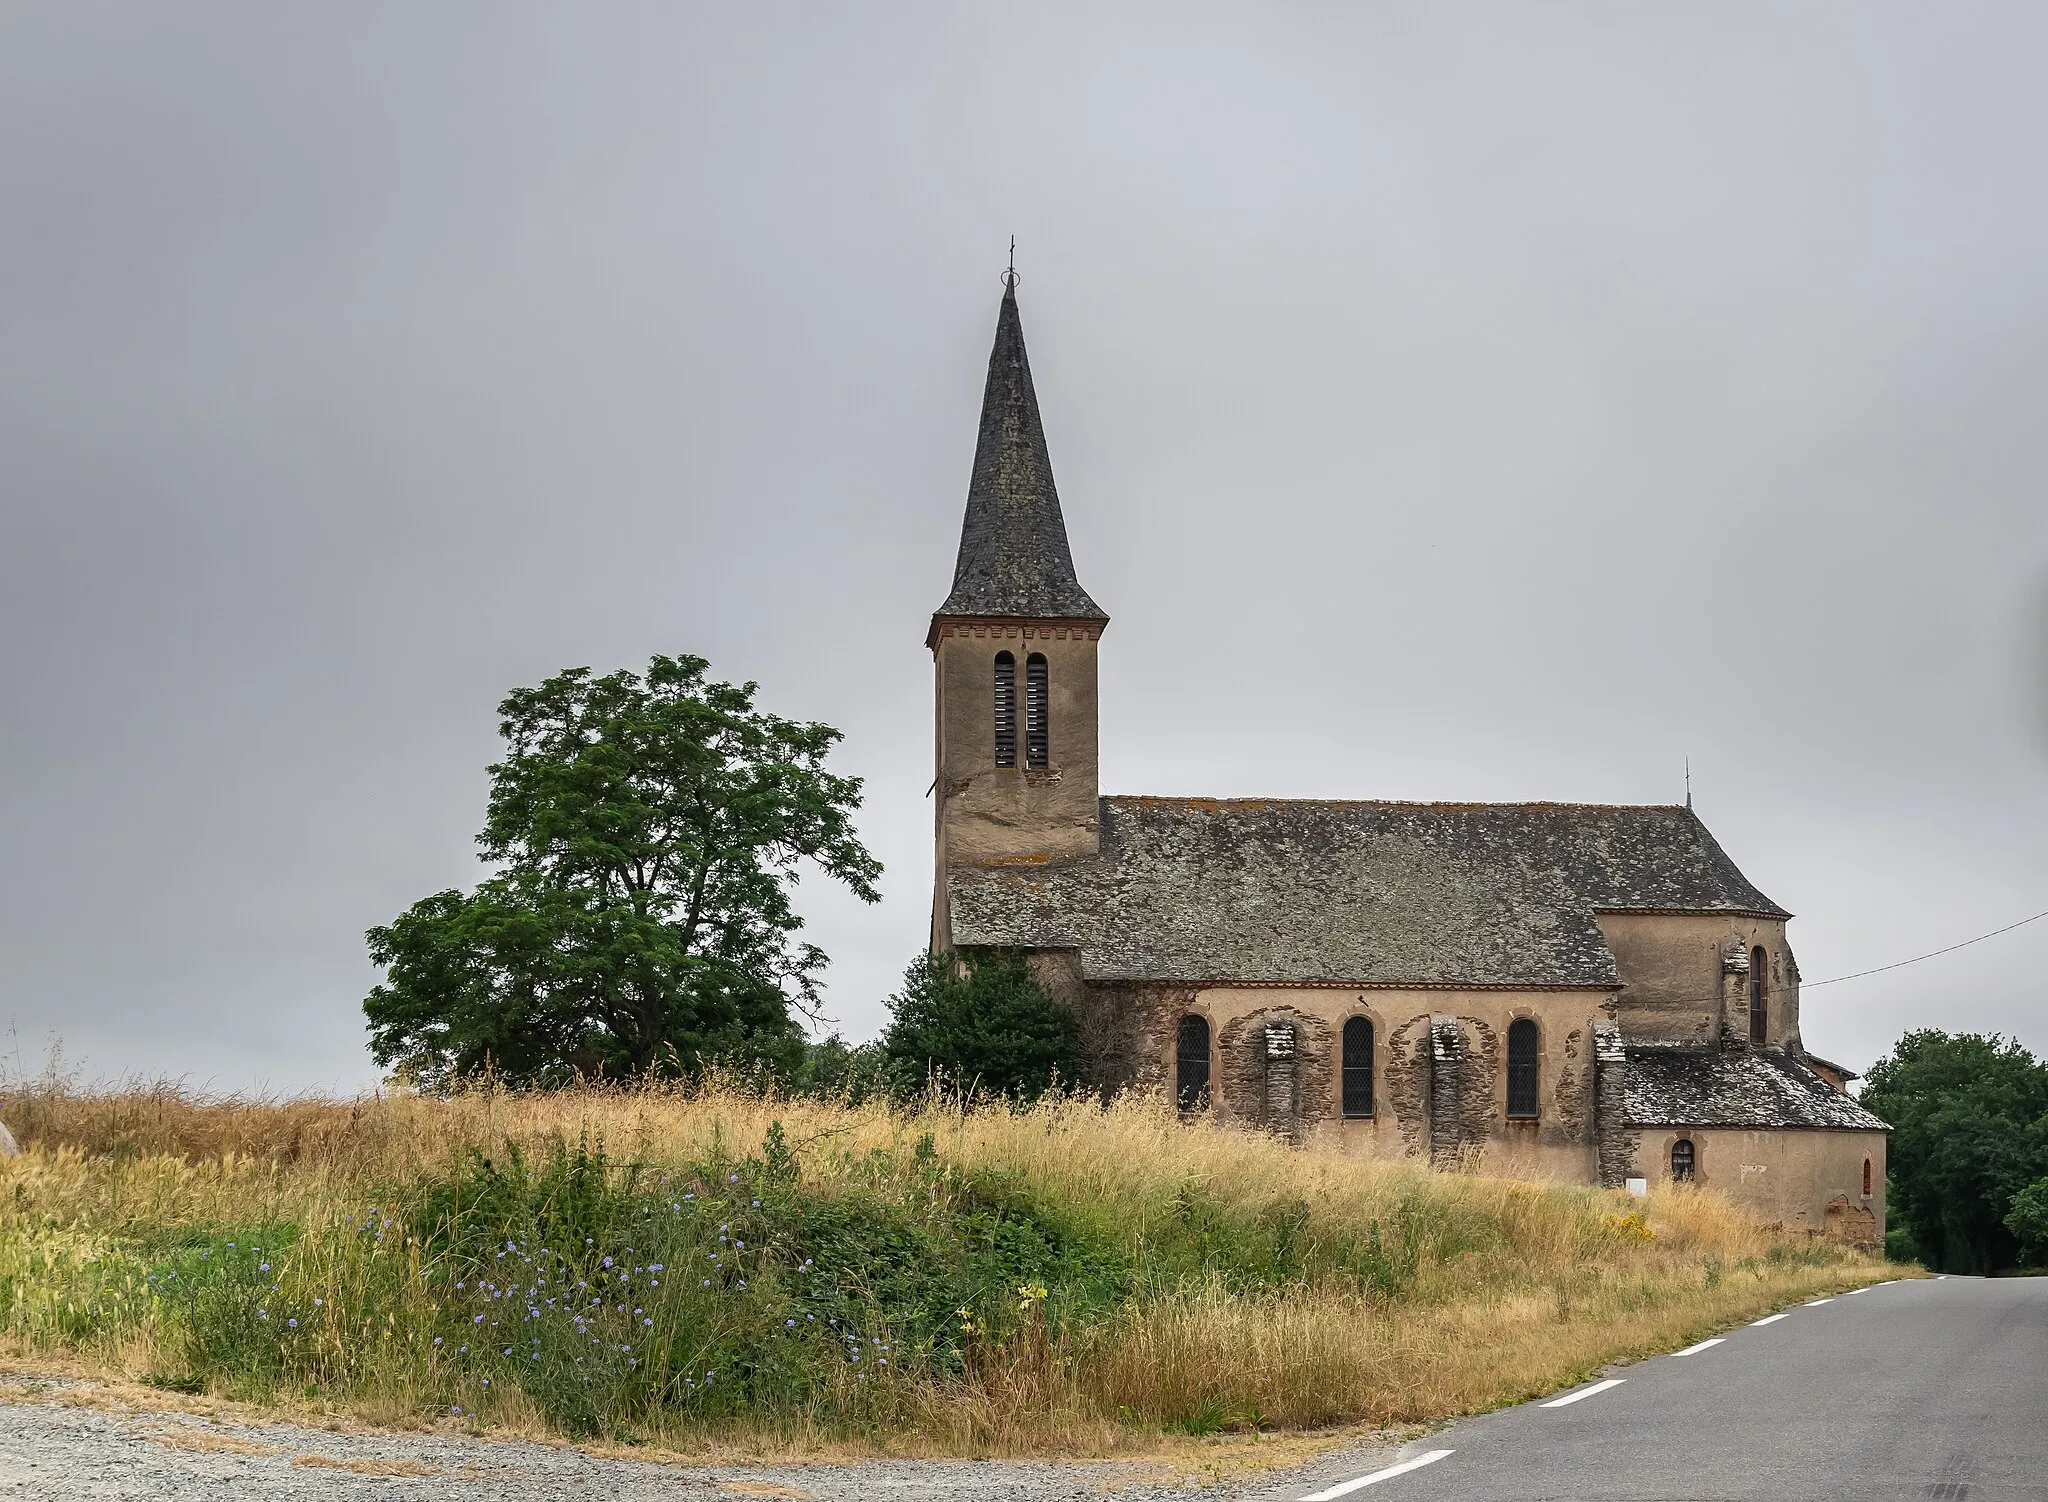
(1623, 1046), (1888, 1131)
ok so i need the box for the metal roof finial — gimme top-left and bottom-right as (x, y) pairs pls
(1002, 236), (1019, 293)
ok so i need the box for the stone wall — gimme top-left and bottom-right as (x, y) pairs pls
(1592, 1020), (1632, 1188)
(1216, 1005), (1333, 1142)
(931, 622), (1102, 947)
(1122, 985), (1609, 1181)
(1640, 1126), (1886, 1246)
(1596, 911), (1800, 1053)
(1059, 979), (1880, 1240)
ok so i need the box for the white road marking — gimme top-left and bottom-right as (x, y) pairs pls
(1843, 1287), (1869, 1295)
(1672, 1338), (1724, 1357)
(1805, 1298), (1834, 1306)
(1751, 1312), (1792, 1326)
(1299, 1449), (1455, 1499)
(1540, 1378), (1627, 1408)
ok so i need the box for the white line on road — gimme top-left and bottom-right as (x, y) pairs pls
(1805, 1298), (1834, 1306)
(1540, 1378), (1627, 1408)
(1672, 1338), (1724, 1357)
(1843, 1287), (1869, 1295)
(1751, 1312), (1792, 1326)
(1299, 1449), (1455, 1500)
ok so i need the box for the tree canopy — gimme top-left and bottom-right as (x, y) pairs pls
(1859, 1029), (2048, 1272)
(880, 949), (1083, 1101)
(365, 655), (881, 1087)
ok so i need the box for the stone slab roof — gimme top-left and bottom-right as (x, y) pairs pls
(933, 288), (1108, 623)
(948, 796), (1786, 988)
(1803, 1052), (1859, 1084)
(1623, 1046), (1889, 1131)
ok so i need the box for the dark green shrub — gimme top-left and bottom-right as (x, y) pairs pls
(881, 950), (1083, 1101)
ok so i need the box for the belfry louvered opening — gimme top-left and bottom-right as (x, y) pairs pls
(993, 652), (1017, 767)
(1024, 653), (1049, 768)
(1748, 946), (1768, 1046)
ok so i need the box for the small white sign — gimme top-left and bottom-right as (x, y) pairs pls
(1625, 1176), (1648, 1197)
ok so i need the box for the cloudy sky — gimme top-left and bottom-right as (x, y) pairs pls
(3, 4), (2045, 1093)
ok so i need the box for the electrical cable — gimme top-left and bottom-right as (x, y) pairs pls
(1801, 907), (2048, 987)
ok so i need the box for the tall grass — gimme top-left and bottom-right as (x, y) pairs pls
(0, 1078), (1886, 1454)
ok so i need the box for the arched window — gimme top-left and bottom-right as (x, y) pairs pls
(1342, 1017), (1375, 1117)
(993, 652), (1016, 767)
(1671, 1138), (1696, 1182)
(1506, 1018), (1540, 1119)
(1862, 1157), (1873, 1197)
(1024, 653), (1049, 768)
(1175, 1015), (1210, 1112)
(1748, 946), (1768, 1046)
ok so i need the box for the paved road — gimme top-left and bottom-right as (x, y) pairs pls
(1260, 1276), (2048, 1502)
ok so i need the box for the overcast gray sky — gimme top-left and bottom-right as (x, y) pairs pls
(3, 4), (2045, 1094)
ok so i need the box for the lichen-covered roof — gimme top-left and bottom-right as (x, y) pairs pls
(932, 287), (1108, 623)
(948, 797), (1786, 987)
(1624, 1047), (1888, 1130)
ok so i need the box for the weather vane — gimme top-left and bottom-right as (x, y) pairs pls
(1003, 236), (1019, 292)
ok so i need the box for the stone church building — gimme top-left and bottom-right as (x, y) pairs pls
(928, 282), (1886, 1245)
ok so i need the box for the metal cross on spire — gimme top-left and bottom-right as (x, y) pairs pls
(1003, 236), (1018, 292)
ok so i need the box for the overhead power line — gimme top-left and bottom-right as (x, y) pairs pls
(1802, 907), (2048, 988)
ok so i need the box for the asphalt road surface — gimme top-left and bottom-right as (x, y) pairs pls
(1259, 1276), (2047, 1502)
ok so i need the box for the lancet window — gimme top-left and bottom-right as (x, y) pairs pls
(1341, 1017), (1374, 1117)
(1176, 1015), (1210, 1112)
(1506, 1017), (1540, 1119)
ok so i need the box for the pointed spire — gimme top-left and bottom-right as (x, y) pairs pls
(933, 282), (1107, 623)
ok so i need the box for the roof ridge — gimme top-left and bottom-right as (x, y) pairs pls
(1103, 794), (1691, 813)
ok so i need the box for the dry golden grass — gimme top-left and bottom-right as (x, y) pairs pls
(149, 1426), (280, 1456)
(292, 1453), (441, 1475)
(0, 1077), (1894, 1455)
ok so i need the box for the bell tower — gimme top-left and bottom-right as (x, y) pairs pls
(929, 275), (1107, 946)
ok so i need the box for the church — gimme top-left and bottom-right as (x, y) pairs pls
(926, 279), (1887, 1246)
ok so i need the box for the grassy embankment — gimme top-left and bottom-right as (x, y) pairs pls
(0, 1081), (1888, 1454)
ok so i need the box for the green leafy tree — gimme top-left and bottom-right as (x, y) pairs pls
(365, 655), (881, 1087)
(2006, 1178), (2048, 1266)
(1860, 1030), (2048, 1273)
(790, 1034), (896, 1102)
(880, 949), (1083, 1101)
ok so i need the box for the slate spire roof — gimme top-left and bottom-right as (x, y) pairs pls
(933, 284), (1108, 623)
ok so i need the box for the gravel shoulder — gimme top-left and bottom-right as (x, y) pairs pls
(0, 1372), (1407, 1502)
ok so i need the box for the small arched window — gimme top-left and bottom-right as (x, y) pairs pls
(993, 652), (1017, 767)
(1506, 1018), (1540, 1119)
(1175, 1015), (1210, 1112)
(1024, 653), (1049, 768)
(1862, 1157), (1873, 1197)
(1671, 1138), (1696, 1182)
(1342, 1017), (1374, 1117)
(1748, 946), (1769, 1046)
